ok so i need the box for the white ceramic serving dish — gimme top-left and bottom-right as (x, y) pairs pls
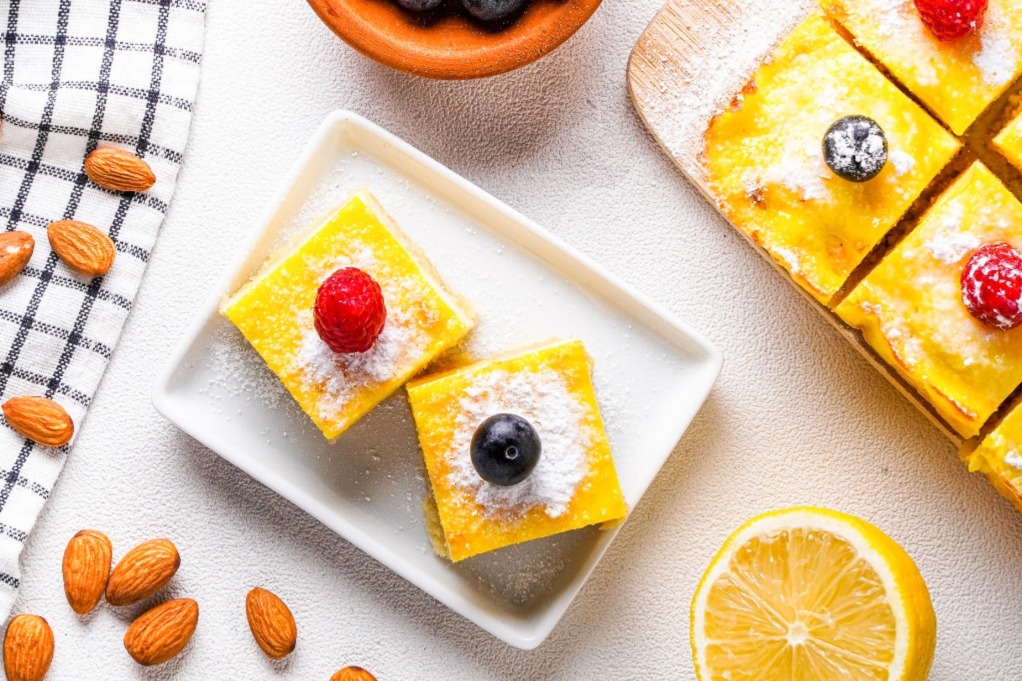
(152, 111), (721, 649)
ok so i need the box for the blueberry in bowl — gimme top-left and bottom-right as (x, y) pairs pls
(459, 0), (529, 22)
(393, 0), (531, 25)
(305, 0), (604, 79)
(395, 0), (444, 10)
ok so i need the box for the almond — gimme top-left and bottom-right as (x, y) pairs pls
(331, 667), (378, 681)
(2, 397), (73, 447)
(0, 231), (34, 287)
(84, 147), (155, 192)
(62, 529), (112, 615)
(123, 598), (198, 666)
(245, 587), (297, 659)
(3, 614), (54, 681)
(106, 538), (180, 606)
(47, 220), (115, 277)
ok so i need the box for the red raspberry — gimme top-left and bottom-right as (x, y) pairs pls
(313, 267), (387, 353)
(961, 242), (1022, 331)
(914, 0), (988, 41)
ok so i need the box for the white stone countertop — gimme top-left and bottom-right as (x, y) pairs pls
(11, 0), (1022, 678)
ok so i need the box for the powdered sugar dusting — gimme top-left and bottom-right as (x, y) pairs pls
(929, 230), (980, 265)
(924, 200), (980, 264)
(294, 312), (413, 418)
(769, 152), (832, 201)
(974, 8), (1018, 86)
(445, 368), (591, 519)
(872, 0), (915, 37)
(290, 246), (433, 420)
(890, 149), (916, 175)
(1005, 450), (1022, 471)
(203, 322), (291, 411)
(771, 245), (803, 275)
(744, 144), (833, 203)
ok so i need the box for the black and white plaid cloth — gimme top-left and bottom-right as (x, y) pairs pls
(0, 0), (205, 616)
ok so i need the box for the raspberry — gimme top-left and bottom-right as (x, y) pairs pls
(961, 242), (1022, 331)
(914, 0), (988, 41)
(313, 267), (387, 353)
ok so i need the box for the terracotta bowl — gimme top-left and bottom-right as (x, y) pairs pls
(306, 0), (603, 79)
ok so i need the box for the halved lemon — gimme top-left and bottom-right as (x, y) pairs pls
(691, 507), (936, 681)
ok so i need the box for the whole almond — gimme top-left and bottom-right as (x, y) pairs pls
(62, 529), (112, 615)
(123, 598), (198, 666)
(245, 587), (297, 659)
(84, 147), (155, 192)
(3, 614), (54, 681)
(0, 231), (34, 287)
(47, 220), (115, 277)
(330, 668), (378, 681)
(2, 397), (73, 447)
(106, 538), (180, 606)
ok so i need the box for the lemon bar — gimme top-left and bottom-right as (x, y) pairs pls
(993, 104), (1022, 171)
(704, 14), (960, 304)
(835, 163), (1022, 438)
(221, 190), (474, 442)
(962, 405), (1022, 513)
(406, 340), (628, 562)
(822, 0), (1022, 135)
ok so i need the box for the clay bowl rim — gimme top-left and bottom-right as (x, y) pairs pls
(305, 0), (605, 80)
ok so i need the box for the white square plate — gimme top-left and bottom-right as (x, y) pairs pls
(152, 111), (721, 649)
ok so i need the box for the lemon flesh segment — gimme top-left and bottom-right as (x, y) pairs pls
(692, 508), (935, 681)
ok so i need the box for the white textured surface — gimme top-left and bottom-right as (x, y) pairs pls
(8, 0), (1022, 678)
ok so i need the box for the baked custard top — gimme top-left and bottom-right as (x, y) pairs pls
(704, 14), (960, 304)
(836, 163), (1022, 438)
(822, 0), (1022, 135)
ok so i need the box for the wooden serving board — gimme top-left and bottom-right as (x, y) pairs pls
(626, 0), (964, 445)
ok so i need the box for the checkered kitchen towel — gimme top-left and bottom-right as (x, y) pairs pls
(0, 0), (205, 616)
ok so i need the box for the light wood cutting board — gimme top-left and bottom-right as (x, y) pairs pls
(625, 0), (965, 445)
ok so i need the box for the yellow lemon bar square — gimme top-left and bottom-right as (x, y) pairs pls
(704, 14), (960, 304)
(835, 163), (1022, 438)
(961, 405), (1022, 513)
(406, 340), (628, 562)
(993, 105), (1022, 171)
(822, 0), (1022, 135)
(221, 190), (474, 442)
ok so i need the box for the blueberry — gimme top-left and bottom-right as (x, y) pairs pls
(823, 115), (888, 182)
(460, 0), (528, 22)
(396, 0), (443, 11)
(470, 414), (541, 486)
